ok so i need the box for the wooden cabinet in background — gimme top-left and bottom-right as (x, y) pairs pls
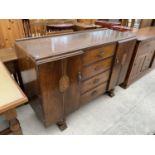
(0, 20), (25, 48)
(140, 19), (153, 28)
(122, 27), (155, 88)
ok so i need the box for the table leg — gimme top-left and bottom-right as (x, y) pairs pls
(3, 109), (22, 135)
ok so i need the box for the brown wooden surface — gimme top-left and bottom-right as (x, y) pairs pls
(0, 20), (25, 48)
(134, 27), (155, 41)
(15, 29), (135, 63)
(140, 19), (153, 28)
(82, 43), (116, 66)
(1, 109), (22, 135)
(15, 29), (137, 129)
(64, 55), (83, 115)
(38, 61), (63, 126)
(108, 38), (136, 91)
(0, 48), (17, 62)
(81, 70), (110, 94)
(81, 83), (107, 105)
(123, 27), (155, 88)
(82, 57), (113, 80)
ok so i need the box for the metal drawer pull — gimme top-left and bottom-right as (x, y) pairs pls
(91, 90), (97, 96)
(78, 72), (82, 83)
(94, 66), (100, 71)
(97, 51), (105, 58)
(93, 78), (99, 84)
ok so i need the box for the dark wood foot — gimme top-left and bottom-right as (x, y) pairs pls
(107, 89), (115, 97)
(57, 119), (67, 131)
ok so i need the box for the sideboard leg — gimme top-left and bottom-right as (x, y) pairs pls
(107, 89), (115, 97)
(57, 119), (67, 131)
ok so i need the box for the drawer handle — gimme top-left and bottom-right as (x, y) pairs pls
(78, 72), (82, 83)
(93, 78), (99, 84)
(115, 57), (119, 64)
(94, 66), (100, 71)
(97, 51), (104, 58)
(91, 90), (97, 96)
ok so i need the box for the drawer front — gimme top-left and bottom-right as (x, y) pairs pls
(83, 43), (116, 66)
(81, 83), (107, 104)
(82, 57), (113, 79)
(81, 70), (110, 94)
(138, 40), (155, 56)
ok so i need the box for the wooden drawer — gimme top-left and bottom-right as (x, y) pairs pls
(81, 83), (107, 104)
(83, 43), (116, 66)
(82, 57), (113, 79)
(138, 40), (155, 56)
(81, 70), (110, 94)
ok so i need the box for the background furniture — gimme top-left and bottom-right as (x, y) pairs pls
(0, 48), (24, 90)
(0, 20), (25, 48)
(122, 27), (155, 88)
(0, 61), (28, 135)
(111, 25), (132, 32)
(75, 23), (101, 31)
(46, 23), (75, 31)
(15, 29), (135, 130)
(95, 20), (121, 29)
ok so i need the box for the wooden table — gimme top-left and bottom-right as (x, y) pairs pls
(0, 61), (28, 135)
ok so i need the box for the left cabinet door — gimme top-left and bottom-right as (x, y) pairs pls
(64, 55), (82, 115)
(38, 60), (63, 127)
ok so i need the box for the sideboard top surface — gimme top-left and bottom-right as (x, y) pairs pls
(16, 29), (135, 63)
(134, 27), (155, 41)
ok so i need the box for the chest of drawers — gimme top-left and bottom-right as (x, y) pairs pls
(15, 29), (136, 130)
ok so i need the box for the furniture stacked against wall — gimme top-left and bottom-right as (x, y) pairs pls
(0, 19), (25, 48)
(121, 27), (155, 88)
(139, 19), (154, 28)
(15, 28), (136, 130)
(0, 48), (24, 90)
(0, 61), (28, 135)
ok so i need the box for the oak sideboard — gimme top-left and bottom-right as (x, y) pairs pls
(15, 28), (136, 130)
(122, 27), (155, 88)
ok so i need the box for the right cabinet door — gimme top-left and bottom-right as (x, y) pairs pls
(108, 38), (136, 91)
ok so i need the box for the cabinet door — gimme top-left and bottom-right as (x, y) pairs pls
(64, 55), (82, 115)
(108, 39), (136, 90)
(141, 51), (154, 71)
(38, 61), (63, 126)
(128, 46), (154, 82)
